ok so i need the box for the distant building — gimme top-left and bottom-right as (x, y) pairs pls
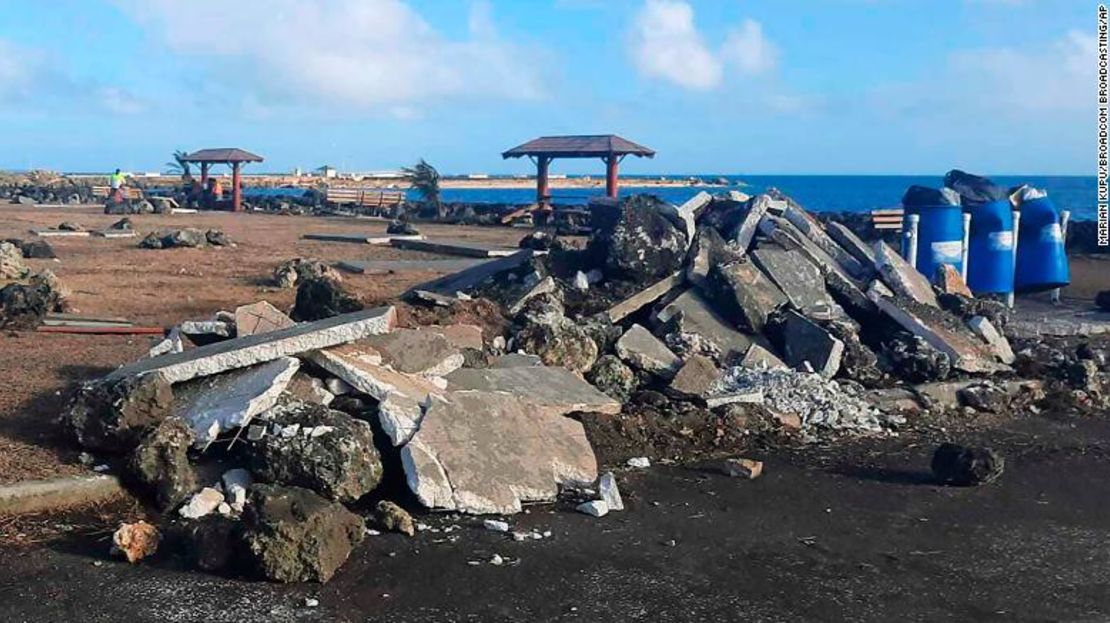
(315, 165), (338, 179)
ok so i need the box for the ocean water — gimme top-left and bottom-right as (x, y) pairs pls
(428, 175), (1098, 221)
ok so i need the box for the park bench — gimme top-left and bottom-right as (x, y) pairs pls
(324, 188), (405, 215)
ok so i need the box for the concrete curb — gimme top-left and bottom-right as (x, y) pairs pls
(0, 474), (125, 516)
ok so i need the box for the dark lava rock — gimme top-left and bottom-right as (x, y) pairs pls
(246, 401), (382, 503)
(823, 320), (883, 386)
(518, 231), (562, 251)
(586, 355), (638, 403)
(205, 229), (233, 246)
(127, 416), (198, 511)
(932, 443), (1004, 486)
(240, 484), (365, 583)
(290, 276), (363, 322)
(0, 270), (67, 329)
(57, 221), (83, 231)
(19, 239), (56, 259)
(1097, 290), (1110, 312)
(272, 258), (342, 289)
(512, 293), (598, 374)
(139, 228), (207, 249)
(386, 220), (420, 236)
(590, 195), (688, 283)
(937, 292), (1010, 328)
(65, 373), (175, 453)
(108, 217), (133, 231)
(882, 332), (951, 383)
(373, 500), (415, 536)
(1068, 360), (1103, 393)
(957, 383), (1010, 412)
(180, 515), (240, 572)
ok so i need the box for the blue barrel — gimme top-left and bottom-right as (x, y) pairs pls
(966, 199), (1014, 294)
(1015, 196), (1069, 292)
(905, 204), (964, 282)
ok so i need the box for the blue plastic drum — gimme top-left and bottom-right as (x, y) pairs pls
(966, 199), (1014, 294)
(1014, 197), (1069, 292)
(904, 204), (964, 282)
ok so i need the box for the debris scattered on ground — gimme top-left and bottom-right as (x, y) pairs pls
(720, 458), (763, 479)
(931, 443), (1005, 486)
(111, 521), (161, 563)
(139, 228), (233, 249)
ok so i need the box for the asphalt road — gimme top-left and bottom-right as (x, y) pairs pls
(3, 413), (1110, 622)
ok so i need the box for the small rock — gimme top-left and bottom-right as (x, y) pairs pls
(111, 521), (161, 563)
(575, 500), (609, 517)
(374, 500), (416, 537)
(931, 443), (1004, 486)
(721, 458), (763, 479)
(179, 487), (225, 519)
(626, 457), (651, 469)
(598, 472), (624, 511)
(483, 519), (510, 533)
(490, 554), (504, 566)
(573, 271), (590, 291)
(305, 598), (320, 608)
(221, 468), (253, 513)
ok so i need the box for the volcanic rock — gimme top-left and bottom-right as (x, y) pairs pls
(931, 443), (1004, 486)
(127, 417), (198, 511)
(65, 372), (175, 453)
(291, 276), (363, 322)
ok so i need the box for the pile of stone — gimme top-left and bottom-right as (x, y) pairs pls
(139, 228), (233, 249)
(0, 241), (68, 328)
(64, 293), (615, 582)
(406, 190), (1038, 439)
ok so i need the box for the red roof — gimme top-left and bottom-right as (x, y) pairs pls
(183, 148), (264, 163)
(502, 135), (655, 159)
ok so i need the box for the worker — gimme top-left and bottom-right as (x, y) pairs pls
(108, 168), (126, 204)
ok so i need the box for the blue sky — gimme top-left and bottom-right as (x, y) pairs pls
(0, 0), (1095, 175)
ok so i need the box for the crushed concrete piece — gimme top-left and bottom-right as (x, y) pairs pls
(128, 417), (197, 511)
(730, 194), (771, 251)
(235, 301), (295, 337)
(704, 390), (764, 408)
(65, 373), (175, 453)
(241, 484), (364, 583)
(179, 319), (233, 343)
(111, 521), (161, 563)
(751, 246), (843, 320)
(598, 472), (624, 511)
(935, 264), (972, 298)
(375, 500), (415, 536)
(179, 487), (225, 519)
(573, 271), (590, 291)
(428, 324), (484, 351)
(148, 328), (183, 358)
(739, 343), (788, 370)
(576, 500), (609, 517)
(483, 519), (510, 532)
(873, 241), (938, 307)
(686, 226), (744, 289)
(401, 390), (598, 514)
(284, 372), (335, 406)
(778, 311), (845, 378)
(656, 289), (754, 361)
(659, 191), (711, 247)
(967, 316), (1015, 364)
(446, 366), (620, 416)
(221, 468), (253, 513)
(311, 343), (444, 446)
(707, 260), (788, 332)
(668, 354), (720, 399)
(867, 279), (895, 300)
(826, 221), (876, 268)
(873, 297), (1004, 373)
(627, 457), (651, 468)
(604, 272), (684, 323)
(507, 275), (558, 315)
(105, 307), (397, 384)
(174, 357), (300, 447)
(615, 324), (681, 379)
(782, 205), (868, 279)
(721, 458), (763, 479)
(490, 353), (543, 368)
(363, 328), (465, 377)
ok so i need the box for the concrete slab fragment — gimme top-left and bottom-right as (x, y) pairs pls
(490, 353), (543, 368)
(615, 324), (681, 379)
(873, 241), (938, 307)
(739, 343), (788, 370)
(175, 357), (300, 446)
(31, 229), (90, 238)
(234, 301), (294, 337)
(656, 289), (755, 361)
(826, 221), (876, 267)
(445, 366), (621, 416)
(507, 276), (557, 315)
(401, 390), (598, 514)
(968, 316), (1016, 364)
(873, 296), (1005, 373)
(782, 206), (868, 279)
(669, 354), (720, 399)
(409, 250), (535, 297)
(751, 246), (843, 320)
(426, 324), (484, 351)
(779, 311), (844, 378)
(303, 233), (425, 245)
(337, 259), (489, 275)
(604, 272), (684, 323)
(363, 328), (465, 377)
(936, 264), (973, 297)
(391, 238), (517, 258)
(709, 260), (788, 332)
(104, 307), (396, 384)
(730, 195), (771, 251)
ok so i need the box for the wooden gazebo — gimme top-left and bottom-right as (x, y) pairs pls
(182, 148), (264, 212)
(502, 135), (655, 205)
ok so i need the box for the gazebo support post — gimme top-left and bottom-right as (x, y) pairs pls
(200, 163), (209, 187)
(536, 156), (551, 206)
(605, 154), (619, 198)
(232, 162), (242, 212)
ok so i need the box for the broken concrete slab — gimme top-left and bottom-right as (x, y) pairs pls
(873, 296), (1006, 374)
(826, 221), (876, 268)
(401, 390), (598, 514)
(303, 232), (425, 245)
(104, 307), (396, 384)
(234, 301), (294, 337)
(739, 343), (788, 370)
(507, 275), (557, 315)
(704, 390), (765, 409)
(706, 260), (788, 332)
(391, 237), (517, 258)
(604, 272), (684, 323)
(658, 191), (711, 247)
(668, 354), (720, 400)
(30, 228), (91, 238)
(174, 357), (300, 447)
(936, 264), (973, 298)
(337, 258), (489, 275)
(409, 250), (534, 297)
(362, 328), (465, 377)
(967, 316), (1015, 364)
(778, 311), (845, 378)
(427, 324), (484, 351)
(751, 246), (843, 320)
(656, 289), (756, 362)
(490, 353), (543, 368)
(445, 366), (621, 416)
(729, 194), (771, 251)
(615, 324), (681, 379)
(873, 241), (938, 308)
(782, 205), (868, 279)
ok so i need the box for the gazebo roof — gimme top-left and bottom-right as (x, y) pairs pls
(183, 148), (264, 163)
(502, 135), (655, 159)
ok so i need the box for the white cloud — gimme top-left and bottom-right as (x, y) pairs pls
(628, 0), (723, 90)
(114, 0), (546, 113)
(627, 1), (777, 90)
(0, 38), (143, 115)
(722, 19), (777, 76)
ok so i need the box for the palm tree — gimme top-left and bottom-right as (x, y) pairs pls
(402, 158), (441, 217)
(165, 149), (191, 177)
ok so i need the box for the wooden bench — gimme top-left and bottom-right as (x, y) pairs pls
(92, 186), (144, 200)
(324, 188), (405, 213)
(870, 208), (904, 232)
